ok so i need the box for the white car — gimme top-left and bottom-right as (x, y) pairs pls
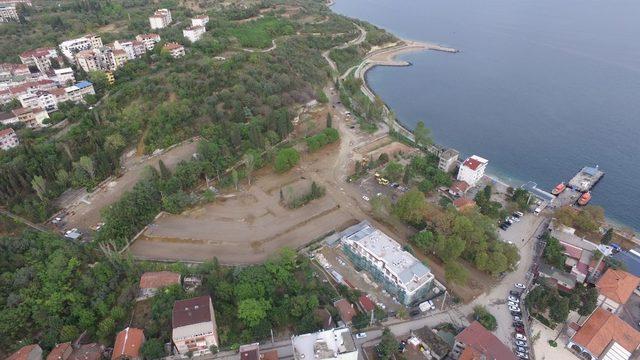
(516, 353), (529, 359)
(515, 283), (526, 289)
(508, 296), (519, 302)
(355, 333), (367, 339)
(509, 305), (521, 312)
(511, 216), (520, 222)
(515, 340), (527, 347)
(508, 301), (519, 307)
(513, 316), (522, 322)
(515, 333), (527, 341)
(362, 195), (370, 201)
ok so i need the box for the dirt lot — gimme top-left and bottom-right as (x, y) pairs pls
(57, 139), (198, 237)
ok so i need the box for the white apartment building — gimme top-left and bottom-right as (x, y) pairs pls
(135, 34), (161, 51)
(342, 221), (435, 305)
(59, 34), (102, 63)
(19, 47), (59, 72)
(292, 328), (358, 360)
(183, 25), (206, 43)
(163, 43), (185, 58)
(75, 49), (102, 72)
(456, 155), (488, 187)
(191, 15), (209, 27)
(0, 127), (19, 150)
(113, 40), (147, 60)
(54, 67), (75, 85)
(172, 295), (219, 356)
(149, 8), (172, 29)
(65, 81), (95, 102)
(0, 4), (18, 22)
(438, 148), (459, 173)
(18, 90), (57, 112)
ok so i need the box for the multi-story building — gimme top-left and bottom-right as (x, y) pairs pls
(596, 268), (640, 314)
(0, 127), (19, 150)
(456, 155), (488, 187)
(65, 81), (95, 102)
(0, 62), (30, 77)
(53, 67), (75, 85)
(18, 90), (57, 112)
(0, 0), (32, 6)
(183, 25), (206, 43)
(438, 148), (459, 173)
(291, 328), (358, 360)
(12, 106), (49, 128)
(135, 33), (161, 51)
(111, 49), (129, 69)
(568, 308), (640, 360)
(112, 327), (145, 360)
(59, 34), (102, 63)
(163, 42), (185, 58)
(172, 295), (219, 356)
(341, 221), (435, 305)
(0, 4), (18, 22)
(75, 50), (102, 72)
(191, 15), (209, 27)
(19, 47), (59, 72)
(113, 40), (147, 60)
(149, 8), (172, 29)
(451, 321), (516, 360)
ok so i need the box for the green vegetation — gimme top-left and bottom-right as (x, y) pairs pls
(413, 121), (432, 147)
(383, 161), (403, 182)
(283, 181), (326, 209)
(543, 236), (567, 269)
(274, 148), (300, 173)
(225, 16), (295, 48)
(403, 154), (452, 192)
(601, 228), (613, 245)
(306, 127), (339, 152)
(554, 205), (605, 233)
(525, 283), (598, 325)
(474, 185), (508, 220)
(511, 188), (531, 211)
(473, 305), (497, 331)
(375, 328), (399, 360)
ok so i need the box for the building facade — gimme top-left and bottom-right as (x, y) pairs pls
(65, 81), (95, 103)
(149, 8), (172, 29)
(438, 148), (459, 173)
(456, 155), (488, 187)
(291, 328), (358, 360)
(0, 127), (19, 150)
(172, 295), (219, 356)
(191, 15), (209, 27)
(183, 25), (206, 42)
(59, 35), (102, 63)
(0, 4), (18, 22)
(163, 43), (185, 58)
(135, 34), (161, 51)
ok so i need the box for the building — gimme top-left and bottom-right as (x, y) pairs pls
(0, 0), (31, 5)
(449, 180), (470, 197)
(75, 50), (102, 72)
(7, 345), (43, 360)
(409, 326), (451, 360)
(183, 25), (206, 42)
(11, 106), (49, 128)
(611, 249), (640, 277)
(136, 33), (161, 51)
(550, 224), (608, 283)
(358, 294), (375, 314)
(438, 148), (459, 173)
(291, 328), (358, 360)
(239, 343), (279, 360)
(59, 34), (102, 63)
(0, 62), (30, 77)
(333, 299), (356, 325)
(191, 15), (209, 27)
(172, 295), (219, 356)
(163, 42), (185, 58)
(456, 155), (488, 187)
(0, 4), (18, 22)
(19, 47), (59, 72)
(67, 343), (104, 360)
(112, 327), (145, 360)
(54, 67), (75, 85)
(538, 263), (578, 292)
(46, 343), (73, 360)
(0, 110), (17, 124)
(149, 8), (172, 29)
(19, 90), (58, 112)
(113, 40), (147, 60)
(342, 221), (435, 305)
(65, 81), (95, 103)
(568, 308), (640, 360)
(596, 268), (640, 314)
(139, 271), (181, 299)
(450, 321), (516, 360)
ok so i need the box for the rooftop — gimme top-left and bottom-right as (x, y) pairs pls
(572, 308), (640, 358)
(292, 328), (357, 360)
(412, 326), (450, 358)
(0, 127), (16, 137)
(164, 42), (184, 50)
(239, 343), (260, 360)
(333, 299), (356, 323)
(462, 155), (488, 171)
(612, 250), (640, 277)
(172, 295), (213, 328)
(47, 343), (72, 360)
(140, 271), (181, 289)
(358, 294), (375, 312)
(455, 321), (516, 360)
(596, 268), (640, 304)
(75, 80), (93, 89)
(453, 197), (476, 211)
(7, 345), (41, 360)
(112, 327), (144, 360)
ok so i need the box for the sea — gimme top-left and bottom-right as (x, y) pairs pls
(332, 0), (640, 231)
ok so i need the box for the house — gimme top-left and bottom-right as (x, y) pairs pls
(452, 197), (476, 212)
(0, 110), (18, 124)
(75, 50), (102, 72)
(19, 90), (58, 112)
(261, 350), (279, 360)
(67, 343), (104, 360)
(53, 68), (75, 85)
(149, 8), (172, 29)
(0, 0), (32, 5)
(163, 43), (185, 58)
(12, 106), (49, 128)
(139, 271), (181, 299)
(7, 345), (43, 360)
(239, 343), (280, 360)
(0, 4), (19, 22)
(314, 308), (333, 330)
(191, 15), (209, 27)
(333, 298), (356, 325)
(65, 81), (95, 103)
(135, 34), (161, 51)
(568, 308), (640, 360)
(450, 321), (516, 360)
(172, 295), (219, 356)
(358, 294), (375, 313)
(0, 62), (30, 77)
(409, 326), (451, 360)
(342, 221), (434, 305)
(183, 25), (206, 43)
(0, 127), (19, 150)
(449, 180), (470, 197)
(46, 343), (73, 360)
(596, 268), (640, 314)
(538, 263), (577, 292)
(291, 328), (358, 360)
(549, 224), (608, 283)
(456, 155), (488, 187)
(438, 148), (459, 173)
(19, 47), (60, 72)
(112, 327), (145, 360)
(59, 35), (103, 63)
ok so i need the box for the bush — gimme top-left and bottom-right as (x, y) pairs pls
(274, 148), (300, 173)
(548, 340), (558, 347)
(473, 305), (497, 331)
(306, 128), (339, 152)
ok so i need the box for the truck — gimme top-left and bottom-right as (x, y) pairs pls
(418, 301), (432, 312)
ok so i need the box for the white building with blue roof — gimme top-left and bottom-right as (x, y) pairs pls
(341, 221), (434, 305)
(64, 80), (95, 103)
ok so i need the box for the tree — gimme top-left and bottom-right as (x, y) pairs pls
(445, 261), (468, 285)
(238, 298), (271, 328)
(413, 121), (432, 146)
(158, 159), (171, 180)
(549, 296), (570, 323)
(352, 311), (370, 330)
(378, 152), (389, 164)
(544, 237), (567, 269)
(383, 161), (403, 182)
(243, 152), (256, 185)
(31, 175), (47, 201)
(473, 305), (497, 330)
(411, 230), (436, 253)
(601, 228), (613, 245)
(393, 189), (427, 224)
(141, 338), (165, 359)
(231, 169), (239, 190)
(436, 235), (465, 262)
(274, 148), (300, 173)
(76, 156), (95, 179)
(326, 113), (332, 128)
(579, 287), (598, 316)
(375, 328), (398, 360)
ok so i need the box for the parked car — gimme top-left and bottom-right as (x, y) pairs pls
(511, 311), (522, 317)
(516, 352), (529, 359)
(511, 216), (520, 222)
(355, 333), (367, 339)
(515, 327), (526, 334)
(515, 340), (528, 347)
(514, 211), (524, 217)
(362, 195), (370, 201)
(508, 301), (519, 307)
(500, 224), (510, 230)
(513, 316), (522, 322)
(509, 305), (521, 312)
(515, 283), (526, 289)
(516, 346), (527, 353)
(515, 334), (527, 341)
(513, 321), (524, 327)
(510, 290), (522, 297)
(508, 296), (520, 302)
(409, 309), (421, 317)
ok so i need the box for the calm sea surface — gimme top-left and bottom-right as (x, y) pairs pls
(333, 0), (640, 231)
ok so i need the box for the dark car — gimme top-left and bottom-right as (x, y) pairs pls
(515, 327), (526, 334)
(511, 310), (522, 317)
(500, 224), (509, 231)
(409, 309), (421, 317)
(513, 321), (524, 327)
(510, 290), (521, 297)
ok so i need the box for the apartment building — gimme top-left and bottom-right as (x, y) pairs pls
(291, 328), (358, 360)
(0, 4), (18, 22)
(12, 106), (49, 128)
(54, 67), (75, 85)
(65, 81), (95, 102)
(135, 33), (161, 51)
(438, 148), (459, 173)
(456, 155), (488, 187)
(75, 50), (102, 72)
(19, 47), (59, 72)
(113, 40), (147, 60)
(59, 34), (102, 63)
(0, 62), (29, 77)
(149, 8), (172, 29)
(341, 221), (435, 305)
(191, 15), (209, 27)
(172, 295), (219, 356)
(0, 128), (19, 150)
(163, 42), (185, 58)
(18, 90), (57, 112)
(183, 25), (206, 43)
(0, 0), (31, 6)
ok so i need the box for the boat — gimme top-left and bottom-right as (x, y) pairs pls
(578, 192), (591, 206)
(552, 182), (566, 195)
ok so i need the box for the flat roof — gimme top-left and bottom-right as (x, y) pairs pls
(292, 328), (356, 360)
(521, 181), (556, 203)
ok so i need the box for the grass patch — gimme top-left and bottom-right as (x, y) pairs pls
(227, 16), (295, 48)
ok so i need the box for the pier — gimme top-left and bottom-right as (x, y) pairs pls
(567, 165), (605, 193)
(425, 43), (459, 53)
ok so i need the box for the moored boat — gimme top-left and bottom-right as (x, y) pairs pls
(552, 182), (566, 195)
(578, 192), (591, 206)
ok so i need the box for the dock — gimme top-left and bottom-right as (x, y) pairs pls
(567, 166), (605, 193)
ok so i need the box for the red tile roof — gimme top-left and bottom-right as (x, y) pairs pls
(21, 47), (55, 59)
(450, 180), (470, 194)
(261, 350), (279, 360)
(596, 268), (640, 304)
(358, 295), (375, 312)
(112, 327), (144, 360)
(173, 295), (213, 328)
(7, 345), (41, 360)
(163, 42), (183, 51)
(455, 321), (516, 360)
(333, 298), (356, 323)
(462, 157), (483, 171)
(140, 271), (181, 289)
(561, 243), (583, 260)
(47, 342), (72, 360)
(0, 127), (16, 137)
(453, 197), (476, 211)
(572, 308), (640, 357)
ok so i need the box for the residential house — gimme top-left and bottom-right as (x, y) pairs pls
(291, 328), (358, 360)
(549, 224), (608, 283)
(172, 295), (219, 356)
(112, 327), (145, 360)
(19, 47), (59, 72)
(239, 343), (280, 360)
(0, 0), (32, 5)
(59, 35), (102, 63)
(65, 81), (95, 103)
(183, 25), (206, 42)
(0, 4), (18, 22)
(450, 321), (516, 360)
(568, 308), (640, 360)
(333, 298), (356, 325)
(0, 62), (30, 77)
(456, 155), (488, 187)
(191, 15), (209, 27)
(75, 50), (102, 72)
(341, 221), (435, 305)
(113, 40), (146, 60)
(438, 148), (459, 173)
(358, 294), (375, 314)
(19, 90), (58, 112)
(67, 343), (105, 360)
(46, 343), (73, 360)
(135, 34), (161, 51)
(449, 180), (470, 197)
(7, 345), (42, 360)
(596, 268), (640, 314)
(452, 197), (476, 212)
(163, 42), (185, 58)
(149, 8), (172, 29)
(12, 106), (49, 128)
(0, 110), (18, 125)
(53, 67), (75, 85)
(139, 271), (181, 299)
(409, 326), (451, 360)
(0, 128), (20, 151)
(538, 263), (577, 292)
